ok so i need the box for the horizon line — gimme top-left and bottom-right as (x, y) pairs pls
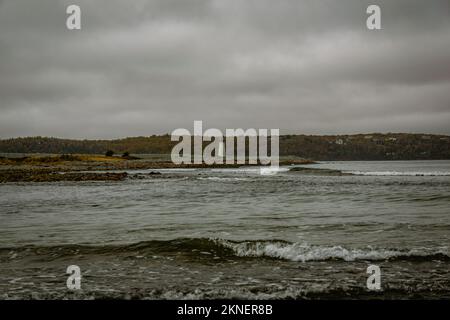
(1, 132), (450, 141)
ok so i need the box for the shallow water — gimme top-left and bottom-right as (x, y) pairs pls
(0, 160), (449, 299)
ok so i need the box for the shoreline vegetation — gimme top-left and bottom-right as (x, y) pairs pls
(0, 154), (315, 183)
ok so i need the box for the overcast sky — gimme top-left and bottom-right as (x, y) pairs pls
(0, 0), (449, 139)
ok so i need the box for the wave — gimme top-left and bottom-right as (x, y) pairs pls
(210, 167), (290, 174)
(289, 167), (348, 175)
(348, 171), (450, 176)
(197, 177), (251, 181)
(3, 238), (448, 262)
(289, 166), (450, 177)
(218, 240), (449, 262)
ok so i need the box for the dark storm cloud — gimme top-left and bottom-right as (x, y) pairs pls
(0, 0), (449, 138)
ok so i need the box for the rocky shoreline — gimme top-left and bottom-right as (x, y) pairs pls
(0, 170), (129, 183)
(0, 155), (315, 183)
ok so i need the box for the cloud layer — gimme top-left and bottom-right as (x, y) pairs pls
(0, 0), (449, 138)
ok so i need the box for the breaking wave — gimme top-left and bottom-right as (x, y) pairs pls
(218, 240), (449, 262)
(3, 238), (448, 263)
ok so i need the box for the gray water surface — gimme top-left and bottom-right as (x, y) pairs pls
(1, 161), (449, 299)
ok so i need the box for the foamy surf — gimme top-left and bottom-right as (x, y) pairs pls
(217, 240), (449, 262)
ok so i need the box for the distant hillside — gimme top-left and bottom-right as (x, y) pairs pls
(0, 133), (449, 161)
(0, 136), (173, 155)
(279, 133), (450, 160)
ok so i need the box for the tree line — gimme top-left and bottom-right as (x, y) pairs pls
(0, 133), (449, 160)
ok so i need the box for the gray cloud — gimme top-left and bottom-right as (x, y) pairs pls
(0, 0), (449, 138)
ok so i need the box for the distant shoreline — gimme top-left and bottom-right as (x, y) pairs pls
(1, 133), (449, 161)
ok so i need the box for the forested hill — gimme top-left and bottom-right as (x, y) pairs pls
(0, 133), (449, 161)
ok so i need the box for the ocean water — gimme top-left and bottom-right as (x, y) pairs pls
(0, 160), (449, 299)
